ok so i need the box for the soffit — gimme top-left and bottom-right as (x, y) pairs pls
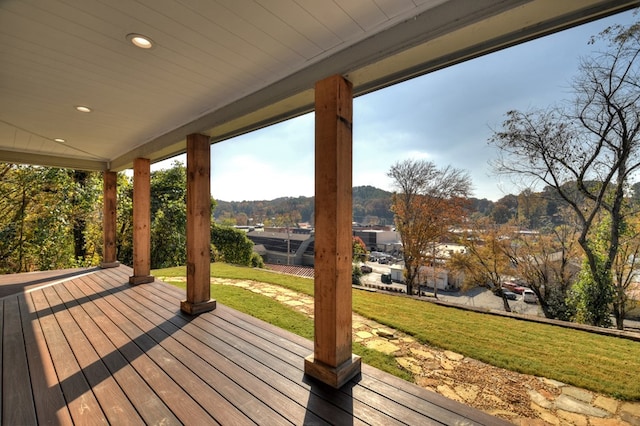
(0, 0), (636, 171)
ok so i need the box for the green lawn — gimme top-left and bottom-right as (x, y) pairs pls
(155, 263), (640, 400)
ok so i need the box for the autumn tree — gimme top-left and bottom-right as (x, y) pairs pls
(611, 216), (640, 329)
(449, 218), (514, 311)
(506, 224), (579, 320)
(352, 236), (368, 263)
(388, 159), (471, 296)
(516, 189), (548, 229)
(349, 236), (368, 284)
(572, 215), (640, 329)
(489, 19), (640, 326)
(491, 195), (517, 224)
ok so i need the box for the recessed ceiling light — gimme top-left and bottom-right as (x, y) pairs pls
(127, 33), (154, 49)
(75, 105), (92, 113)
(54, 138), (66, 143)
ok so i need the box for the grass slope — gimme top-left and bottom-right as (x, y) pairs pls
(155, 263), (640, 400)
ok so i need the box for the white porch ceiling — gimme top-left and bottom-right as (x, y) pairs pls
(0, 0), (637, 171)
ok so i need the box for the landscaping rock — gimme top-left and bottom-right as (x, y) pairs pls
(555, 395), (608, 417)
(528, 389), (554, 409)
(557, 409), (588, 426)
(621, 402), (640, 426)
(594, 395), (620, 414)
(562, 386), (594, 403)
(437, 384), (463, 402)
(375, 328), (395, 338)
(396, 357), (422, 375)
(443, 350), (464, 361)
(364, 339), (399, 355)
(410, 348), (435, 359)
(355, 331), (373, 339)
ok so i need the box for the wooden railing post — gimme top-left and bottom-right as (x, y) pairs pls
(129, 158), (154, 285)
(101, 170), (120, 268)
(304, 75), (361, 388)
(180, 134), (216, 315)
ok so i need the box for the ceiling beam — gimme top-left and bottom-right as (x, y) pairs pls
(0, 150), (108, 171)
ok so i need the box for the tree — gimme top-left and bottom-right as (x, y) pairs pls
(489, 19), (640, 326)
(150, 164), (188, 269)
(506, 224), (579, 320)
(69, 170), (102, 265)
(117, 162), (217, 269)
(387, 159), (471, 296)
(352, 236), (368, 263)
(575, 214), (640, 329)
(0, 163), (104, 272)
(449, 218), (514, 311)
(611, 216), (640, 329)
(116, 173), (134, 266)
(211, 226), (254, 265)
(491, 195), (518, 224)
(517, 189), (548, 229)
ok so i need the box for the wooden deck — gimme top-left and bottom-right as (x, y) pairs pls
(1, 266), (509, 425)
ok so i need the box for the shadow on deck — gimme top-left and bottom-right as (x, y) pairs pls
(1, 266), (509, 425)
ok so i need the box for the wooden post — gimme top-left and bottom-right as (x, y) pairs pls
(180, 134), (216, 315)
(304, 75), (361, 388)
(101, 171), (119, 268)
(129, 158), (154, 285)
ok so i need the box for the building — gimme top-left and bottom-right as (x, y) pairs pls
(246, 230), (314, 266)
(353, 228), (401, 253)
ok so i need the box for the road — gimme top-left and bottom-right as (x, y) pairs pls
(360, 261), (640, 333)
(359, 261), (543, 317)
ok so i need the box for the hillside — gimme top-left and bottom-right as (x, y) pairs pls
(214, 185), (513, 227)
(214, 185), (396, 225)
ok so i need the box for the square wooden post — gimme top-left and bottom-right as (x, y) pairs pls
(304, 75), (361, 388)
(129, 158), (154, 285)
(180, 134), (216, 315)
(101, 170), (120, 268)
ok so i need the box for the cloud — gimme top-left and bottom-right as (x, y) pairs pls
(154, 11), (637, 203)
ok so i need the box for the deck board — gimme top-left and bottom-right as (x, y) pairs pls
(19, 295), (73, 425)
(30, 288), (109, 424)
(60, 278), (181, 425)
(3, 297), (37, 425)
(41, 285), (144, 425)
(0, 266), (511, 425)
(71, 275), (220, 425)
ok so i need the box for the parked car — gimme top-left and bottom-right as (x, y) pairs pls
(360, 264), (373, 274)
(495, 288), (517, 300)
(381, 273), (392, 284)
(523, 289), (537, 303)
(503, 290), (517, 300)
(502, 282), (517, 292)
(378, 257), (389, 264)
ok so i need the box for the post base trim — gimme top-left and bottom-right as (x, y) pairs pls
(181, 299), (217, 315)
(100, 261), (120, 269)
(129, 275), (154, 285)
(304, 354), (361, 388)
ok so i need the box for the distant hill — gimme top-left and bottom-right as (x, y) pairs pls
(214, 185), (574, 229)
(214, 185), (396, 225)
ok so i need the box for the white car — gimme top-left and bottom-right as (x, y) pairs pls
(523, 289), (537, 303)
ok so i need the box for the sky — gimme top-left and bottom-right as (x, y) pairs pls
(154, 9), (637, 203)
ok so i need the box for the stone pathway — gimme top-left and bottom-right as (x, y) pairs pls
(163, 276), (640, 425)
